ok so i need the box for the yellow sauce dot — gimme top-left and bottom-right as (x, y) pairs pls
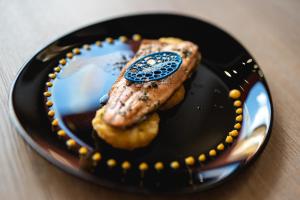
(48, 110), (55, 117)
(119, 36), (128, 42)
(51, 119), (59, 126)
(57, 130), (66, 137)
(233, 100), (242, 107)
(198, 154), (206, 162)
(72, 48), (81, 55)
(132, 34), (141, 41)
(66, 139), (76, 148)
(209, 149), (217, 157)
(236, 114), (243, 122)
(48, 73), (56, 79)
(92, 152), (102, 161)
(54, 67), (61, 72)
(225, 136), (233, 143)
(83, 44), (90, 50)
(121, 161), (131, 170)
(217, 143), (225, 151)
(229, 130), (239, 137)
(43, 91), (51, 97)
(79, 147), (88, 155)
(229, 89), (241, 99)
(170, 161), (180, 169)
(185, 156), (195, 166)
(59, 59), (66, 65)
(107, 159), (116, 167)
(46, 82), (53, 87)
(105, 37), (114, 43)
(236, 108), (243, 114)
(139, 162), (149, 171)
(95, 41), (102, 46)
(46, 101), (53, 107)
(154, 162), (164, 171)
(66, 52), (73, 59)
(234, 123), (241, 129)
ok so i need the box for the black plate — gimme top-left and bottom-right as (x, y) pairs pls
(9, 13), (273, 193)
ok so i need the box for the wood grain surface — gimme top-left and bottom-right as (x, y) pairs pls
(0, 0), (300, 199)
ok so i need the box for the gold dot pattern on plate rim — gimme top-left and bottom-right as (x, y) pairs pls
(79, 147), (88, 155)
(47, 110), (55, 117)
(185, 156), (195, 166)
(66, 52), (73, 59)
(105, 37), (114, 43)
(42, 35), (248, 171)
(154, 162), (164, 171)
(54, 67), (61, 72)
(46, 82), (53, 87)
(121, 161), (131, 170)
(209, 149), (217, 157)
(217, 143), (225, 151)
(51, 119), (59, 126)
(43, 91), (51, 97)
(107, 159), (117, 168)
(66, 139), (76, 148)
(119, 35), (128, 43)
(234, 123), (241, 129)
(198, 154), (206, 162)
(48, 73), (56, 79)
(57, 130), (66, 137)
(72, 48), (81, 55)
(95, 41), (102, 46)
(225, 136), (233, 143)
(170, 161), (180, 169)
(139, 162), (149, 171)
(83, 44), (91, 50)
(46, 100), (53, 107)
(132, 34), (141, 41)
(92, 152), (102, 161)
(229, 130), (239, 137)
(59, 59), (66, 65)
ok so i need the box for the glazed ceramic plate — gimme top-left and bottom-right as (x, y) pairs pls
(9, 14), (273, 193)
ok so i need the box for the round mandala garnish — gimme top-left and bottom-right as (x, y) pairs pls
(124, 51), (182, 83)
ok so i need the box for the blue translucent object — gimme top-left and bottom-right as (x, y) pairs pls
(124, 52), (182, 82)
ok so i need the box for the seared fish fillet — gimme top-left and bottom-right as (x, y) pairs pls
(103, 38), (200, 127)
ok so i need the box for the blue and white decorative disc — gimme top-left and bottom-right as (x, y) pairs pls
(124, 52), (182, 83)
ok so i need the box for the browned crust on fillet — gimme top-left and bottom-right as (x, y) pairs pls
(103, 39), (200, 127)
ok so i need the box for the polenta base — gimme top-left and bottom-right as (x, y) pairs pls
(159, 86), (185, 110)
(92, 106), (160, 150)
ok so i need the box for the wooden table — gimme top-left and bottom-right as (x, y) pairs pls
(1, 0), (299, 199)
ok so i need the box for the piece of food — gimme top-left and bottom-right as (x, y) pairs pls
(159, 85), (185, 111)
(92, 37), (200, 150)
(158, 37), (184, 44)
(103, 38), (200, 128)
(92, 106), (160, 150)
